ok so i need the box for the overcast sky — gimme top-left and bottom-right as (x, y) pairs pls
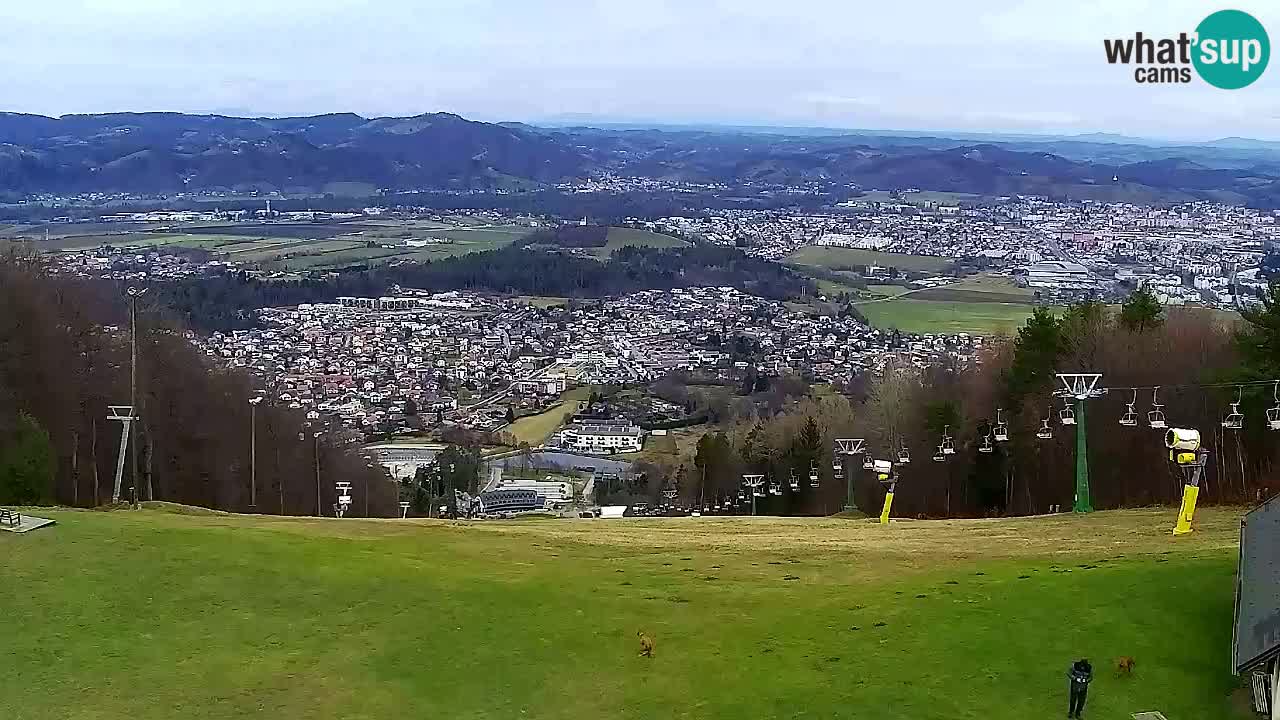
(3, 0), (1278, 140)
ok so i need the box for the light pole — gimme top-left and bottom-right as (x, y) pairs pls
(448, 462), (456, 518)
(312, 428), (324, 517)
(248, 396), (263, 509)
(126, 286), (147, 505)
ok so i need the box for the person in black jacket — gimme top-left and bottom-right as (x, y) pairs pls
(1068, 659), (1093, 718)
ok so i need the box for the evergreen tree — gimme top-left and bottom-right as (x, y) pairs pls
(1004, 307), (1064, 401)
(0, 412), (55, 504)
(1119, 284), (1164, 333)
(1236, 282), (1280, 378)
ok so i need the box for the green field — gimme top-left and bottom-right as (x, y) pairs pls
(505, 386), (591, 445)
(910, 275), (1035, 305)
(0, 506), (1245, 719)
(788, 246), (953, 273)
(588, 227), (690, 259)
(859, 298), (1038, 334)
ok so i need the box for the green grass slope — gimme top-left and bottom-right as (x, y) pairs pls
(0, 507), (1246, 720)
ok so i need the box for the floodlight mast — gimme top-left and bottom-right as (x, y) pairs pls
(1054, 373), (1106, 514)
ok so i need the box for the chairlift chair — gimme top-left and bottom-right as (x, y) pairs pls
(993, 408), (1009, 442)
(808, 462), (819, 483)
(897, 446), (911, 464)
(1036, 418), (1053, 440)
(1222, 387), (1245, 430)
(862, 456), (875, 470)
(932, 445), (947, 463)
(769, 480), (782, 495)
(941, 425), (957, 455)
(1269, 383), (1280, 430)
(1148, 387), (1167, 429)
(789, 470), (799, 491)
(1059, 402), (1076, 426)
(1119, 389), (1138, 427)
(979, 434), (995, 453)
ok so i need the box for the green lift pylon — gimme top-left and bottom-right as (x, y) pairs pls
(1073, 398), (1093, 513)
(1056, 373), (1103, 515)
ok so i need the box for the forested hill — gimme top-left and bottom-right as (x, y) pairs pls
(0, 251), (397, 513)
(154, 244), (814, 332)
(9, 111), (1280, 205)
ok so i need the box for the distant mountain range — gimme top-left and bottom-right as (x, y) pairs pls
(4, 111), (1280, 206)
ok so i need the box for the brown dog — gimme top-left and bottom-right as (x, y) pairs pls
(1116, 656), (1136, 675)
(638, 631), (655, 658)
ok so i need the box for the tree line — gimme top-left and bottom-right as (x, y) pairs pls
(0, 248), (399, 515)
(647, 286), (1280, 517)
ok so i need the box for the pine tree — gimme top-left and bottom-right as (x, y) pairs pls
(0, 412), (55, 504)
(1236, 282), (1280, 378)
(1005, 307), (1064, 401)
(1119, 284), (1164, 333)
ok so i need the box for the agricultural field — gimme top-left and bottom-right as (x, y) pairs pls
(858, 298), (1038, 335)
(0, 505), (1245, 720)
(787, 246), (954, 273)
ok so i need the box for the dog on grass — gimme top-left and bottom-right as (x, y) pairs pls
(638, 631), (655, 658)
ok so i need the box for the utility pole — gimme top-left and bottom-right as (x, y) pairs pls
(248, 396), (263, 509)
(126, 287), (146, 506)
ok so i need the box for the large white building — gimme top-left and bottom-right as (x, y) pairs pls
(1025, 260), (1097, 290)
(559, 418), (644, 454)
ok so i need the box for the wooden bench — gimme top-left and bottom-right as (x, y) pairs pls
(0, 508), (20, 528)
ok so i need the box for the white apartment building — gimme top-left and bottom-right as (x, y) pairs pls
(559, 419), (644, 454)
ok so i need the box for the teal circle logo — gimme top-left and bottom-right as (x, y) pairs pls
(1193, 10), (1269, 89)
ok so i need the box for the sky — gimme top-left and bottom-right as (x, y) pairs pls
(3, 0), (1279, 140)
